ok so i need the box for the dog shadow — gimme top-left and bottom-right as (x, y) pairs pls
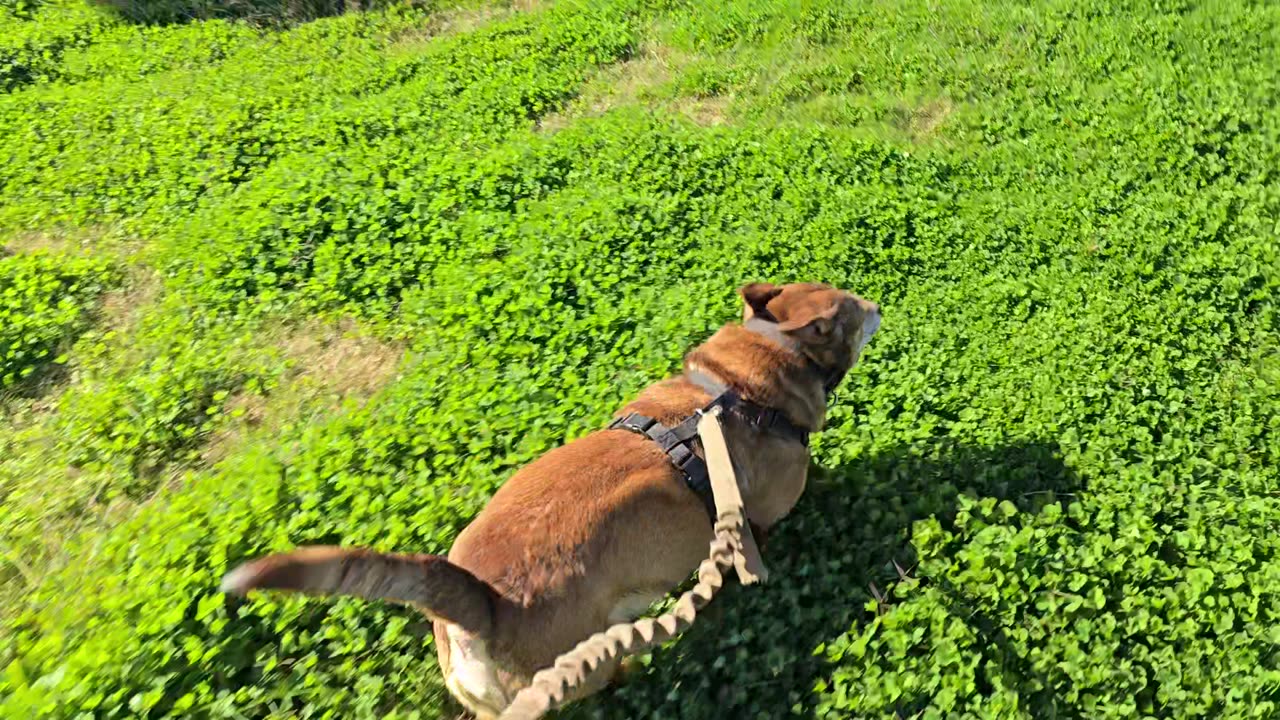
(556, 438), (1080, 719)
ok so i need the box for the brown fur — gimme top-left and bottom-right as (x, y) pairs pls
(220, 282), (881, 719)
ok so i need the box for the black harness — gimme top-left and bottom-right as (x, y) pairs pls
(606, 320), (845, 519)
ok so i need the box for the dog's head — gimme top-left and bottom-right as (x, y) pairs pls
(738, 281), (882, 382)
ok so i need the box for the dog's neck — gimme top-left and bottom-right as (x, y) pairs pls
(741, 317), (848, 397)
(681, 320), (837, 432)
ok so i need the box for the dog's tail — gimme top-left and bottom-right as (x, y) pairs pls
(220, 545), (498, 637)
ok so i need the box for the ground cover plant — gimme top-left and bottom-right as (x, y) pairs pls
(2, 0), (1279, 717)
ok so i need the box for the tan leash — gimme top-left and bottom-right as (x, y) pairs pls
(497, 405), (767, 720)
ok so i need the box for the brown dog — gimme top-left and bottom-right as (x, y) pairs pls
(220, 281), (881, 718)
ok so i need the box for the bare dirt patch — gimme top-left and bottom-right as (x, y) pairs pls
(882, 96), (957, 144)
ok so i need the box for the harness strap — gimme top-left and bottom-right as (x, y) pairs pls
(607, 381), (813, 520)
(608, 318), (841, 520)
(685, 369), (813, 446)
(608, 410), (716, 518)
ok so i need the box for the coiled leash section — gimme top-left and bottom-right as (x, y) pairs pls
(497, 405), (766, 720)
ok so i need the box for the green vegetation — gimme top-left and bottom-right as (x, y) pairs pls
(2, 0), (1279, 718)
(0, 250), (116, 391)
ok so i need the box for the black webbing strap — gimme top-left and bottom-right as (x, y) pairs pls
(608, 318), (844, 521)
(685, 371), (813, 448)
(608, 405), (717, 519)
(607, 385), (812, 521)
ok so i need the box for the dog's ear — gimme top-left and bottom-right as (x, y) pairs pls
(738, 282), (783, 321)
(777, 302), (839, 342)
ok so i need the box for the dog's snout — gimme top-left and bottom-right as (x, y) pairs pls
(859, 300), (882, 337)
(858, 298), (881, 322)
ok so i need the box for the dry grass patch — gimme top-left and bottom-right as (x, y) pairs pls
(539, 42), (736, 131)
(432, 1), (513, 33)
(95, 266), (163, 338)
(0, 223), (155, 264)
(199, 316), (405, 467)
(388, 0), (544, 52)
(2, 229), (86, 257)
(894, 97), (956, 141)
(673, 94), (732, 126)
